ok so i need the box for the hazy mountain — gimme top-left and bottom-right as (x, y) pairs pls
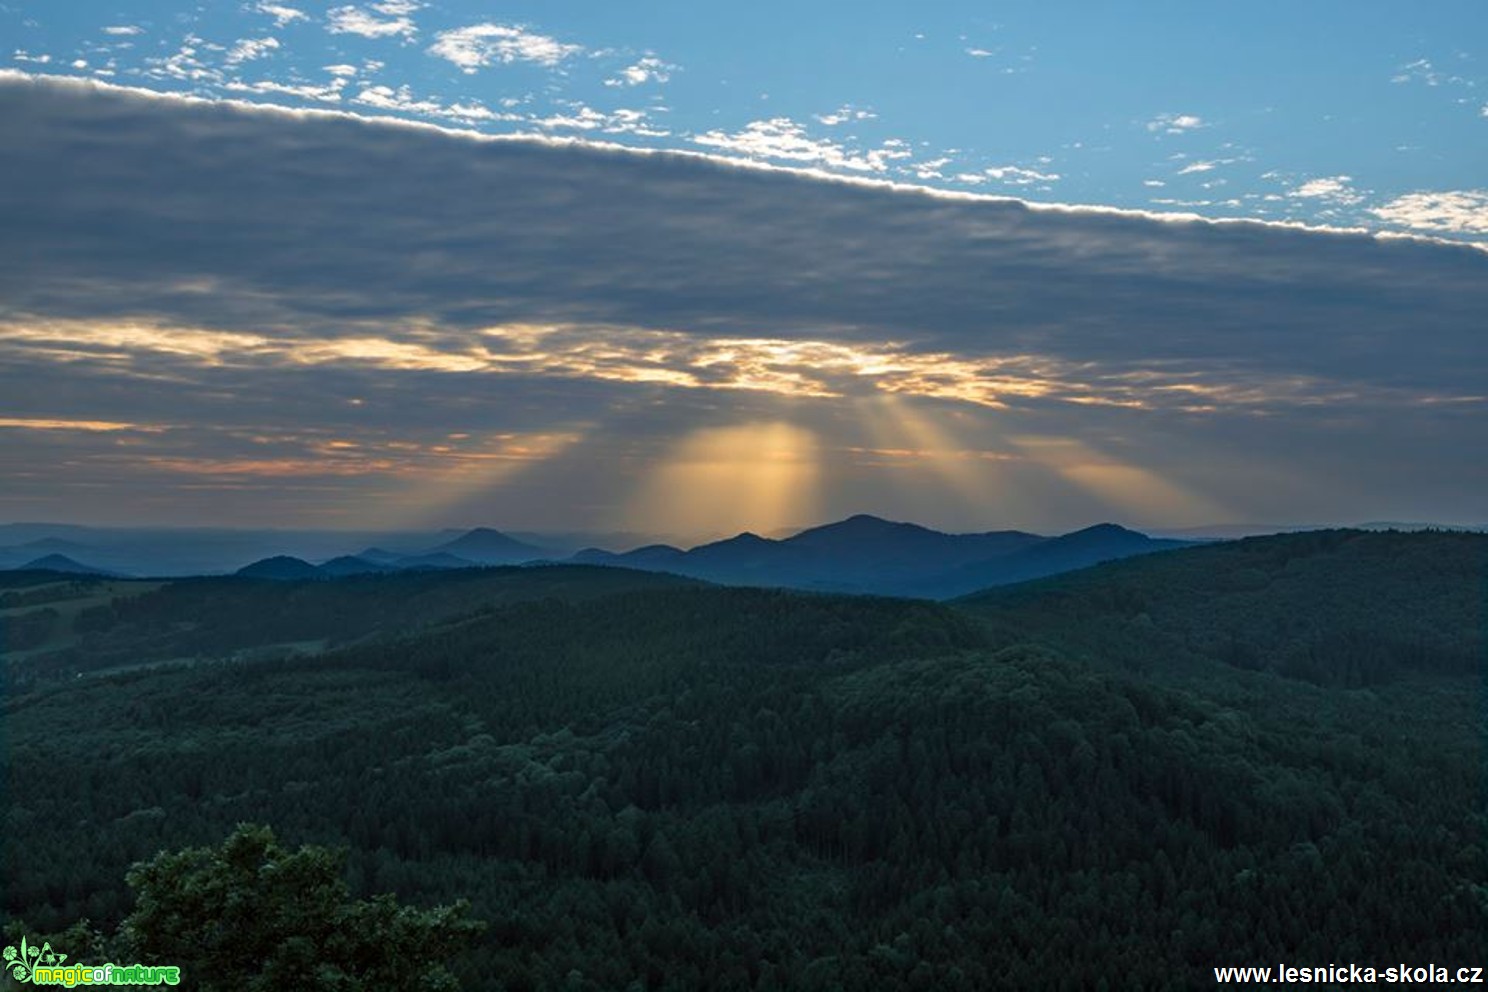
(786, 513), (1041, 564)
(565, 514), (1188, 597)
(1353, 520), (1488, 533)
(317, 555), (392, 577)
(424, 527), (545, 564)
(235, 556), (322, 580)
(1, 526), (457, 576)
(0, 522), (96, 545)
(911, 523), (1192, 598)
(19, 536), (98, 554)
(356, 547), (410, 565)
(1149, 523), (1321, 539)
(571, 544), (683, 567)
(16, 553), (120, 577)
(391, 552), (481, 571)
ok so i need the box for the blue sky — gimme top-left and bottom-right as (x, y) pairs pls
(0, 5), (1484, 538)
(6, 0), (1485, 238)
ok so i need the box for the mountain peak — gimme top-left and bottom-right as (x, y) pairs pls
(710, 531), (773, 547)
(236, 555), (322, 580)
(18, 553), (117, 576)
(428, 528), (543, 563)
(784, 514), (952, 556)
(1066, 522), (1141, 538)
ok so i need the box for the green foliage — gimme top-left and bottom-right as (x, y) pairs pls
(2, 607), (60, 652)
(3, 565), (697, 685)
(960, 528), (1486, 686)
(122, 824), (482, 991)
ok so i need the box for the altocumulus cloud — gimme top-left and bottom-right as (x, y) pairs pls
(1, 72), (1485, 530)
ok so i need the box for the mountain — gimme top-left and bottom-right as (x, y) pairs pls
(679, 531), (808, 577)
(1354, 520), (1488, 533)
(391, 552), (481, 571)
(317, 555), (392, 577)
(912, 522), (1191, 597)
(235, 556), (322, 580)
(571, 544), (684, 567)
(0, 522), (96, 545)
(958, 527), (1485, 686)
(424, 527), (545, 564)
(786, 513), (1041, 564)
(2, 564), (703, 681)
(19, 536), (99, 554)
(564, 514), (1187, 597)
(356, 547), (410, 565)
(15, 553), (119, 576)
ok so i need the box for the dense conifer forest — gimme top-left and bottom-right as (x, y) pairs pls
(2, 529), (1484, 989)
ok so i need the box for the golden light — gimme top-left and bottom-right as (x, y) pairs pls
(363, 429), (587, 528)
(1006, 435), (1227, 526)
(0, 417), (152, 432)
(620, 421), (820, 539)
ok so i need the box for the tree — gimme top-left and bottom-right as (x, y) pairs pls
(120, 824), (482, 991)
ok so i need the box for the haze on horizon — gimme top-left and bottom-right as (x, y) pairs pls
(1, 3), (1484, 537)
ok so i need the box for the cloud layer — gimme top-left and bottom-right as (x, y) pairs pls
(1, 75), (1484, 532)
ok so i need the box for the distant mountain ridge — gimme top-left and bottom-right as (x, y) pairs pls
(3, 518), (1480, 578)
(569, 514), (1192, 599)
(16, 553), (122, 577)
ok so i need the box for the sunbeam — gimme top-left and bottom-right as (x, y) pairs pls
(620, 421), (820, 539)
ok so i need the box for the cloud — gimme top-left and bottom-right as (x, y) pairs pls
(0, 75), (1484, 529)
(350, 83), (520, 124)
(1147, 113), (1206, 134)
(142, 41), (224, 84)
(533, 104), (667, 136)
(982, 164), (1059, 185)
(1388, 56), (1484, 118)
(326, 5), (417, 40)
(1390, 58), (1462, 87)
(910, 156), (951, 179)
(428, 24), (582, 72)
(1288, 175), (1364, 206)
(227, 76), (350, 103)
(694, 118), (912, 173)
(252, 3), (308, 27)
(225, 37), (281, 65)
(604, 56), (674, 88)
(1371, 191), (1488, 235)
(815, 106), (876, 126)
(103, 26), (144, 37)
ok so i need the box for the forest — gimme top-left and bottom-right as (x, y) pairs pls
(2, 529), (1484, 989)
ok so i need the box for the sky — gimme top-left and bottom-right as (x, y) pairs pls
(1, 2), (1485, 538)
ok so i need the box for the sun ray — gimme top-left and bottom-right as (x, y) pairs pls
(620, 421), (820, 540)
(368, 429), (588, 529)
(850, 394), (1034, 517)
(1005, 435), (1228, 526)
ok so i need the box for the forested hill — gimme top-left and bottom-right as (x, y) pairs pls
(957, 528), (1486, 686)
(4, 529), (1484, 989)
(0, 564), (700, 685)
